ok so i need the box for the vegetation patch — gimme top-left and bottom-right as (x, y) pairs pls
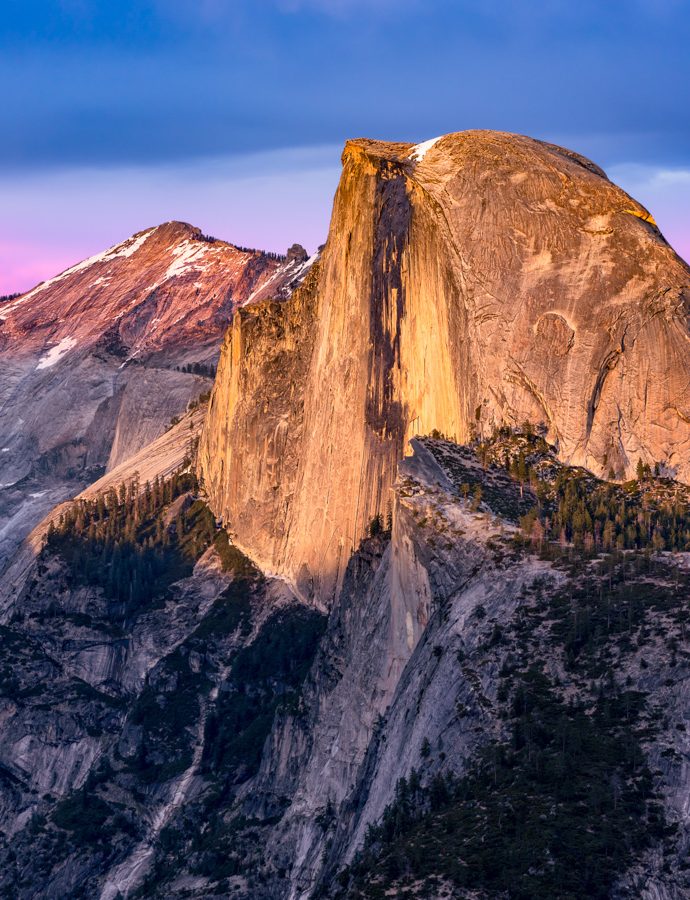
(52, 791), (114, 836)
(201, 604), (327, 782)
(138, 602), (327, 896)
(45, 471), (217, 614)
(213, 529), (262, 577)
(425, 427), (690, 554)
(337, 669), (665, 900)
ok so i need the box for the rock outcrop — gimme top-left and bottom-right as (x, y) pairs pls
(200, 131), (690, 603)
(0, 222), (315, 565)
(0, 405), (208, 618)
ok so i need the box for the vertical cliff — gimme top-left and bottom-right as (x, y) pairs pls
(199, 264), (323, 597)
(199, 139), (472, 602)
(199, 131), (690, 603)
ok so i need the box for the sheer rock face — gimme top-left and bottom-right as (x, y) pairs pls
(0, 223), (314, 565)
(200, 130), (690, 603)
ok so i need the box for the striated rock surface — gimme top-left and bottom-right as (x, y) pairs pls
(0, 222), (314, 566)
(200, 131), (690, 603)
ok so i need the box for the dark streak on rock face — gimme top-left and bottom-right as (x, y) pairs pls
(366, 163), (410, 442)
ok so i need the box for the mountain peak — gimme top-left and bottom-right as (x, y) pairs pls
(0, 222), (313, 563)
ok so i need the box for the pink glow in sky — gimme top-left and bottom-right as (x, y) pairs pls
(1, 152), (688, 297)
(0, 147), (340, 296)
(0, 239), (77, 296)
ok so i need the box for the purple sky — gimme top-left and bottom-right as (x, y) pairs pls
(0, 147), (341, 294)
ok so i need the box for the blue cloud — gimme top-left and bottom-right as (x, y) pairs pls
(2, 0), (689, 169)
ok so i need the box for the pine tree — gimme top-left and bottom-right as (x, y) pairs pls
(471, 485), (482, 511)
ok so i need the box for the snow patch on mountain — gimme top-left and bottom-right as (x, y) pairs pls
(112, 229), (156, 260)
(0, 295), (33, 320)
(163, 240), (212, 281)
(244, 250), (319, 306)
(36, 337), (77, 370)
(409, 136), (443, 163)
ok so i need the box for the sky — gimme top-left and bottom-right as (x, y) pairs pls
(1, 0), (689, 294)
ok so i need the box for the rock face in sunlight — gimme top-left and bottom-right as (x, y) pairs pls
(0, 222), (315, 566)
(200, 131), (690, 603)
(3, 130), (690, 900)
